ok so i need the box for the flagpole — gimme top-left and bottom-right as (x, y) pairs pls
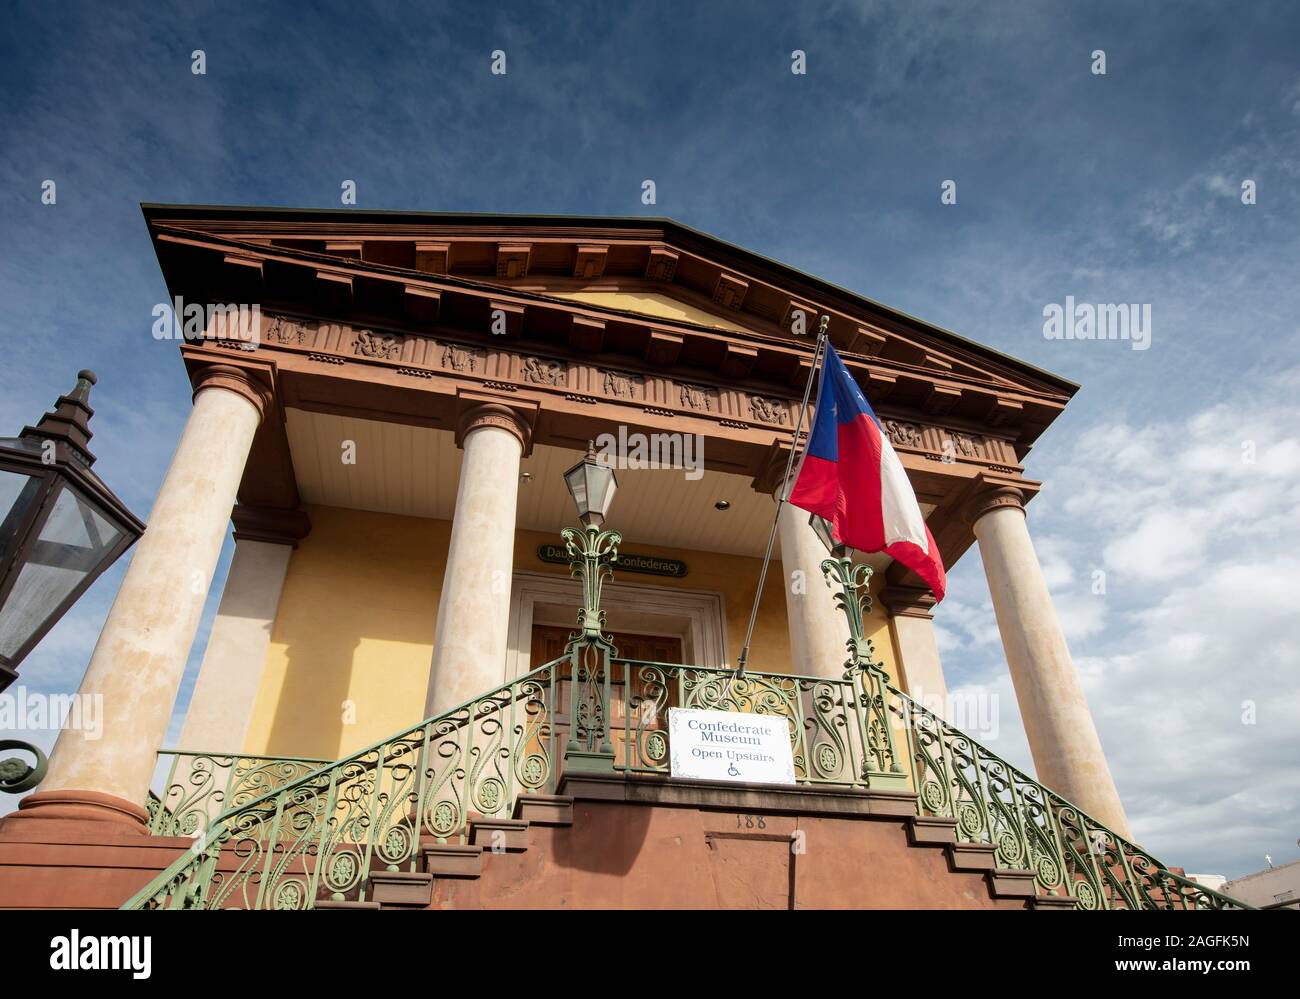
(735, 315), (830, 678)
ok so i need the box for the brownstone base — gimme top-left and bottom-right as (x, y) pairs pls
(0, 778), (1034, 909)
(5, 788), (150, 831)
(0, 788), (184, 909)
(423, 776), (1028, 909)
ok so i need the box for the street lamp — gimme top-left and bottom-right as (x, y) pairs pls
(563, 441), (618, 528)
(808, 513), (843, 557)
(0, 371), (144, 692)
(560, 442), (621, 767)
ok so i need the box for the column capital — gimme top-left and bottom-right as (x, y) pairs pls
(454, 389), (539, 456)
(231, 504), (312, 547)
(879, 583), (937, 620)
(964, 484), (1026, 524)
(750, 437), (810, 497)
(190, 362), (274, 422)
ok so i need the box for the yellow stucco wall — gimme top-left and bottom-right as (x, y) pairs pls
(549, 289), (752, 334)
(241, 503), (901, 762)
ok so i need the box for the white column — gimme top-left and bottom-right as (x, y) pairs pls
(425, 404), (528, 717)
(776, 493), (851, 678)
(177, 533), (296, 752)
(882, 585), (950, 721)
(970, 487), (1131, 839)
(33, 367), (265, 821)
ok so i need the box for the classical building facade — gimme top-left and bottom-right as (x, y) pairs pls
(0, 206), (1239, 910)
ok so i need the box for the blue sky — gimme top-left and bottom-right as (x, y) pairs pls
(2, 0), (1298, 880)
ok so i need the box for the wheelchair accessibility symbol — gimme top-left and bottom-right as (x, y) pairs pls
(727, 763), (741, 777)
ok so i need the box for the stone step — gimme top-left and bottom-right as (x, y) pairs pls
(513, 793), (574, 826)
(987, 867), (1037, 898)
(368, 870), (433, 907)
(1030, 894), (1081, 910)
(908, 815), (957, 846)
(316, 899), (382, 910)
(468, 816), (529, 852)
(422, 842), (483, 878)
(948, 842), (998, 872)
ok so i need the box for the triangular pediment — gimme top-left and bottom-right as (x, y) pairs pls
(143, 205), (1076, 449)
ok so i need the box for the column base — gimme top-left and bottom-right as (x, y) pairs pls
(1, 788), (150, 835)
(563, 749), (617, 774)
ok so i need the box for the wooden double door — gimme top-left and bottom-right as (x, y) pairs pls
(529, 624), (683, 667)
(529, 624), (683, 763)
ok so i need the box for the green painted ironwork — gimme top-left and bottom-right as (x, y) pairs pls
(122, 520), (1251, 911)
(125, 653), (1252, 909)
(561, 522), (621, 768)
(147, 751), (332, 836)
(889, 688), (1249, 909)
(818, 554), (907, 786)
(0, 739), (48, 794)
(124, 657), (567, 910)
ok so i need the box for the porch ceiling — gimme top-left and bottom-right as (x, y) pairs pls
(284, 407), (909, 565)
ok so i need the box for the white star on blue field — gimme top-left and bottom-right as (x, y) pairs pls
(1, 0), (1298, 878)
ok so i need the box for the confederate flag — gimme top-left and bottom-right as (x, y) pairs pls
(788, 344), (946, 601)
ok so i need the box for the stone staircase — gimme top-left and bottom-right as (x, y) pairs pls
(113, 658), (1252, 912)
(344, 785), (1074, 910)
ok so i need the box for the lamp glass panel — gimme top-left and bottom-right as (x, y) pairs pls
(0, 482), (124, 658)
(0, 467), (42, 555)
(565, 465), (590, 515)
(594, 468), (618, 519)
(808, 514), (836, 553)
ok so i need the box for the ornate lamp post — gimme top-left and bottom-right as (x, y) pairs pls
(809, 514), (907, 787)
(0, 371), (143, 792)
(560, 443), (621, 769)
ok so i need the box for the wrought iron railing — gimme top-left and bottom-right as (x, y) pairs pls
(147, 751), (332, 836)
(609, 658), (907, 789)
(123, 652), (1251, 910)
(125, 655), (568, 910)
(886, 688), (1249, 910)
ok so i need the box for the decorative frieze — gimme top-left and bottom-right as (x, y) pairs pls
(748, 396), (788, 425)
(249, 313), (1020, 473)
(354, 330), (401, 360)
(875, 418), (1011, 467)
(883, 419), (924, 448)
(522, 356), (566, 386)
(602, 370), (643, 399)
(441, 342), (482, 373)
(263, 316), (308, 346)
(678, 383), (717, 412)
(949, 431), (982, 458)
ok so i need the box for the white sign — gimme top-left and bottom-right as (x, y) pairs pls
(668, 707), (796, 785)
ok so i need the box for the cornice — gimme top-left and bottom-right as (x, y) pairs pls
(879, 583), (938, 620)
(231, 504), (312, 547)
(243, 313), (1025, 477)
(140, 203), (1079, 397)
(147, 225), (1075, 449)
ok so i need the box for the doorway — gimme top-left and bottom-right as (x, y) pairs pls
(529, 623), (684, 666)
